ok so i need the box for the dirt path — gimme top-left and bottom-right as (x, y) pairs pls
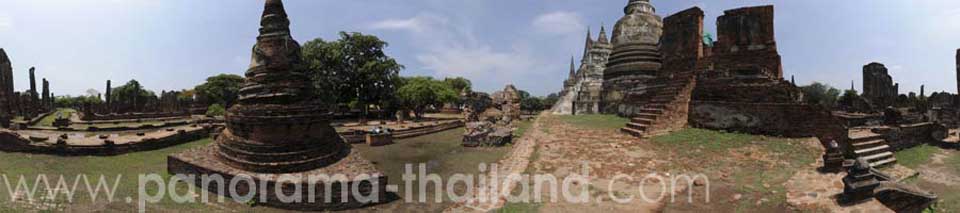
(445, 113), (548, 212)
(447, 114), (677, 212)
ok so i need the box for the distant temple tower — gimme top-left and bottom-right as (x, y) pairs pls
(552, 26), (613, 115)
(601, 0), (664, 113)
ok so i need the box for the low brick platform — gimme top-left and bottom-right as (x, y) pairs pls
(167, 145), (390, 211)
(0, 126), (210, 156)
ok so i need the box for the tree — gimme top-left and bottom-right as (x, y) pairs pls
(521, 96), (545, 112)
(800, 82), (841, 109)
(54, 95), (102, 109)
(302, 32), (403, 121)
(541, 93), (559, 109)
(194, 74), (243, 108)
(111, 80), (157, 112)
(206, 104), (226, 117)
(837, 89), (860, 109)
(443, 77), (472, 93)
(396, 76), (457, 119)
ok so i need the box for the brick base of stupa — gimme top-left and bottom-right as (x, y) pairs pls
(168, 145), (389, 211)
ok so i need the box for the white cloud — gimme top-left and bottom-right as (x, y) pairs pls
(532, 11), (584, 34)
(0, 13), (12, 31)
(368, 13), (552, 92)
(368, 14), (448, 33)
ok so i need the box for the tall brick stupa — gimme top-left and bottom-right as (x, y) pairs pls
(168, 0), (388, 210)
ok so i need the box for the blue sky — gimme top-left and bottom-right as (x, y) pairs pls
(0, 0), (958, 97)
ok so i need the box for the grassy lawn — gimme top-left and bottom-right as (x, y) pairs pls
(351, 127), (513, 212)
(0, 138), (214, 212)
(653, 128), (820, 212)
(554, 114), (629, 131)
(894, 144), (939, 169)
(0, 127), (512, 212)
(33, 108), (75, 127)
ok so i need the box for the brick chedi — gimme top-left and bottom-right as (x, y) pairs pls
(601, 0), (664, 115)
(862, 62), (899, 109)
(168, 0), (387, 210)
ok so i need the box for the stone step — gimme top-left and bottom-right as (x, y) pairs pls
(638, 108), (663, 115)
(870, 158), (897, 168)
(625, 122), (648, 130)
(862, 151), (894, 162)
(631, 117), (655, 125)
(620, 127), (645, 137)
(849, 134), (885, 143)
(852, 139), (886, 148)
(855, 144), (890, 155)
(635, 113), (659, 120)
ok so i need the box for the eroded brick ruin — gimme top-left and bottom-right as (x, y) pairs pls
(169, 0), (387, 210)
(863, 62), (899, 109)
(553, 2), (842, 142)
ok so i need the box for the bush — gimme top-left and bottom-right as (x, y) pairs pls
(206, 104), (226, 117)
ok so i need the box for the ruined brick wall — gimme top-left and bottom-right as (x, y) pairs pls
(661, 7), (704, 61)
(693, 79), (802, 103)
(0, 128), (209, 156)
(692, 5), (801, 103)
(863, 63), (898, 108)
(689, 101), (848, 144)
(80, 111), (190, 121)
(711, 6), (782, 80)
(881, 123), (944, 151)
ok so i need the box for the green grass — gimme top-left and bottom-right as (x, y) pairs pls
(894, 144), (939, 169)
(498, 201), (541, 213)
(0, 138), (213, 212)
(554, 115), (629, 131)
(513, 119), (535, 138)
(352, 128), (512, 211)
(33, 108), (75, 127)
(946, 150), (960, 174)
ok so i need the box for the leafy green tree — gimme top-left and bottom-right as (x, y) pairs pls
(194, 74), (243, 108)
(800, 82), (841, 109)
(521, 96), (545, 111)
(54, 95), (102, 108)
(443, 77), (472, 93)
(837, 89), (860, 109)
(206, 104), (226, 117)
(396, 76), (457, 119)
(302, 32), (403, 121)
(110, 80), (157, 112)
(541, 93), (559, 108)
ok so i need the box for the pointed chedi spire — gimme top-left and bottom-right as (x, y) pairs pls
(582, 27), (593, 64)
(569, 56), (576, 79)
(239, 0), (313, 104)
(597, 24), (609, 44)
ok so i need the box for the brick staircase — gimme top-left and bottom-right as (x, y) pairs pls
(620, 70), (696, 138)
(849, 133), (897, 168)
